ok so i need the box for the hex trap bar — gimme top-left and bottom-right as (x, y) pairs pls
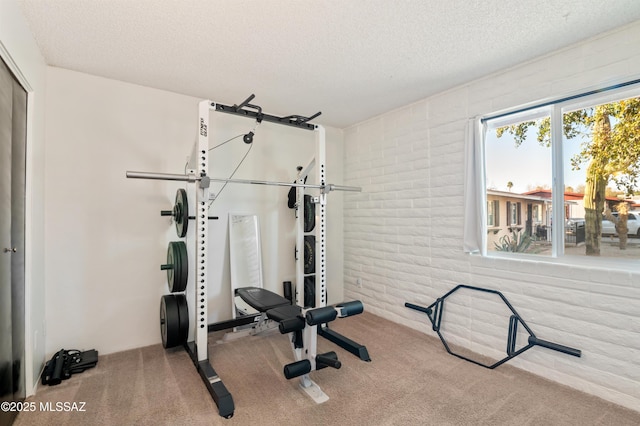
(405, 284), (581, 369)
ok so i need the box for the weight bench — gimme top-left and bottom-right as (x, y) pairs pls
(232, 287), (299, 335)
(235, 287), (294, 313)
(234, 286), (364, 402)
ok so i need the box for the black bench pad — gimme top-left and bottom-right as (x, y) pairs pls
(235, 287), (291, 312)
(266, 305), (302, 323)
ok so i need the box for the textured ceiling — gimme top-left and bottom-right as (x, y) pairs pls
(17, 0), (640, 128)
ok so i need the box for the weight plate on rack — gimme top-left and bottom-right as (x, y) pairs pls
(174, 188), (189, 238)
(166, 241), (188, 292)
(175, 294), (189, 343)
(304, 235), (315, 274)
(304, 195), (315, 232)
(304, 276), (315, 308)
(160, 294), (189, 349)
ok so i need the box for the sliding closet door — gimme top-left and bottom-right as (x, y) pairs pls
(11, 68), (27, 404)
(0, 56), (27, 426)
(0, 57), (15, 426)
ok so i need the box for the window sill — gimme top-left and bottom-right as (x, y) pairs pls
(477, 250), (640, 274)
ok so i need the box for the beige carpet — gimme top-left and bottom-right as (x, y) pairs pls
(15, 312), (640, 425)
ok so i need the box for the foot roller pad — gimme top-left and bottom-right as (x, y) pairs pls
(284, 359), (312, 379)
(306, 306), (338, 326)
(337, 301), (364, 317)
(278, 316), (306, 334)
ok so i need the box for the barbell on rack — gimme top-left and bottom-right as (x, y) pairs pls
(126, 171), (362, 193)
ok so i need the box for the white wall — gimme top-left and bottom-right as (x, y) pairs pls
(0, 0), (47, 396)
(44, 67), (344, 355)
(343, 22), (640, 411)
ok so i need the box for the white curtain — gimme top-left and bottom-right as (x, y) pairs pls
(462, 119), (486, 254)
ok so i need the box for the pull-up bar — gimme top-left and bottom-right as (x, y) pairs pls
(214, 94), (322, 131)
(125, 171), (361, 193)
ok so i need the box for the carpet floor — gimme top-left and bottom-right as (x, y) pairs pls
(14, 312), (640, 425)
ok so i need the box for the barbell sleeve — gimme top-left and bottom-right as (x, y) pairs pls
(126, 171), (197, 182)
(325, 184), (362, 192)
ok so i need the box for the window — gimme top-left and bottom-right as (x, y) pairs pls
(482, 84), (640, 260)
(487, 200), (499, 227)
(484, 108), (552, 255)
(532, 205), (541, 222)
(506, 201), (521, 227)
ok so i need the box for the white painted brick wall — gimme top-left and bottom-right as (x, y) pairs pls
(344, 22), (640, 412)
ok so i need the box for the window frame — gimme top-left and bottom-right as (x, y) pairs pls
(480, 82), (640, 264)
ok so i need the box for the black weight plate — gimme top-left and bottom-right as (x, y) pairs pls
(175, 293), (189, 344)
(175, 188), (188, 238)
(304, 195), (315, 232)
(160, 296), (169, 348)
(166, 243), (176, 291)
(287, 185), (296, 209)
(175, 241), (187, 292)
(304, 276), (315, 308)
(160, 294), (189, 349)
(160, 295), (179, 348)
(175, 241), (188, 292)
(304, 235), (315, 274)
(166, 241), (188, 293)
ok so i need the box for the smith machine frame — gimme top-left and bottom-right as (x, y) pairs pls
(127, 95), (369, 418)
